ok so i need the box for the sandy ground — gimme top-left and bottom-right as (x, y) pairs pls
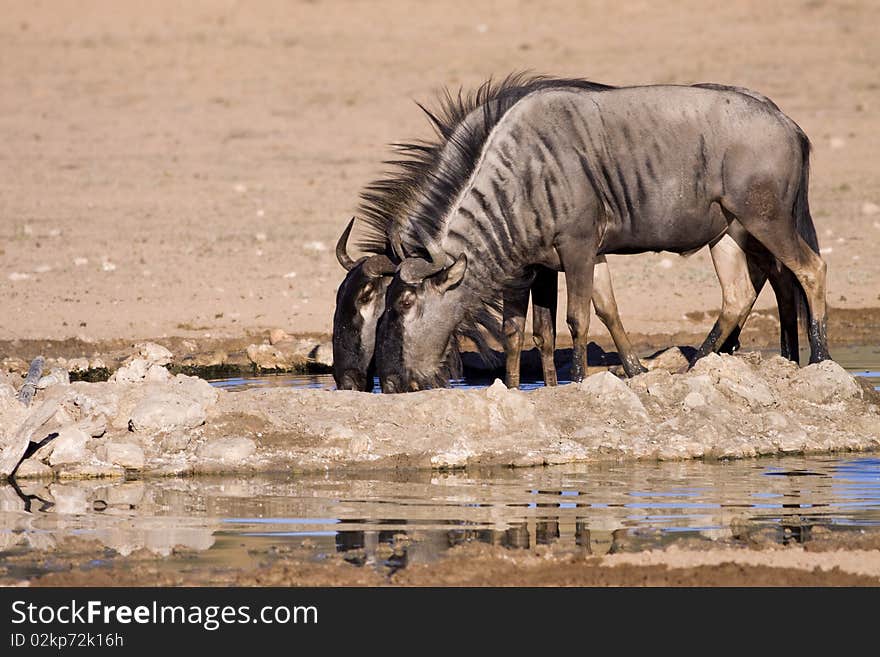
(1, 0), (879, 348)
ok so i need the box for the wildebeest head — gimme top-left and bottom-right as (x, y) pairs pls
(376, 247), (469, 393)
(332, 218), (397, 391)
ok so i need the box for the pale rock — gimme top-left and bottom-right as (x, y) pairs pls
(722, 377), (776, 408)
(71, 389), (119, 422)
(763, 411), (790, 431)
(691, 353), (776, 408)
(684, 374), (716, 397)
(579, 371), (647, 416)
(683, 392), (706, 409)
(197, 436), (256, 462)
(47, 426), (91, 466)
(269, 328), (292, 345)
(760, 354), (800, 380)
(2, 359), (27, 376)
(144, 364), (171, 382)
(134, 342), (173, 365)
(247, 343), (306, 370)
(129, 393), (207, 432)
(96, 441), (145, 469)
(790, 360), (861, 403)
(311, 341), (334, 368)
(171, 374), (219, 408)
(78, 415), (108, 438)
(14, 458), (54, 479)
(0, 399), (58, 477)
(181, 350), (228, 368)
(36, 367), (70, 389)
(348, 433), (373, 457)
(486, 378), (509, 400)
(67, 357), (90, 373)
(160, 432), (191, 452)
(54, 463), (125, 479)
(110, 358), (169, 383)
(631, 369), (682, 405)
(431, 443), (475, 468)
(645, 347), (690, 374)
(484, 381), (536, 431)
(109, 358), (149, 382)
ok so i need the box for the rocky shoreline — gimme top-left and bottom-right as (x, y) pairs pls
(1, 346), (878, 481)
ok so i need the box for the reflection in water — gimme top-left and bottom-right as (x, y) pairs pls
(1, 454), (879, 579)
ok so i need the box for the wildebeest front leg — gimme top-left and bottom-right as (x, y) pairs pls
(531, 267), (558, 386)
(559, 246), (596, 383)
(503, 285), (530, 389)
(591, 256), (647, 377)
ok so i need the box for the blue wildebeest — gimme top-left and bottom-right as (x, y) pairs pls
(373, 77), (827, 392)
(333, 76), (804, 391)
(333, 77), (636, 391)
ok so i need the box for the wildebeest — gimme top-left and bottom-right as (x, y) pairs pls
(333, 76), (805, 392)
(372, 77), (828, 392)
(332, 218), (397, 391)
(333, 78), (616, 391)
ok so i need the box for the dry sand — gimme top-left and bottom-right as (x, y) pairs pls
(1, 0), (879, 348)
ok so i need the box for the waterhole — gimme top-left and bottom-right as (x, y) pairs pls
(209, 344), (880, 392)
(1, 454), (878, 580)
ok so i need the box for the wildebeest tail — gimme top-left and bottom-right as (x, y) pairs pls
(793, 129), (818, 338)
(794, 131), (818, 255)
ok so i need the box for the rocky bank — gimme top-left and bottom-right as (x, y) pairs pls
(1, 350), (878, 480)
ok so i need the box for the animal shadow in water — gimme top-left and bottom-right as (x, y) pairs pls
(461, 342), (699, 384)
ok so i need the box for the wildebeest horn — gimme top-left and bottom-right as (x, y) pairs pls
(398, 242), (448, 284)
(335, 217), (358, 271)
(426, 240), (449, 269)
(362, 254), (397, 278)
(391, 233), (406, 261)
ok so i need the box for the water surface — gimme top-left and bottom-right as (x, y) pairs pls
(209, 344), (880, 392)
(2, 454), (878, 579)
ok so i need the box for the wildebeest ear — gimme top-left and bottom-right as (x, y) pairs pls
(433, 254), (467, 293)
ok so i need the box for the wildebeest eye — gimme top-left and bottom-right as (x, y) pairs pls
(358, 285), (376, 306)
(398, 291), (416, 310)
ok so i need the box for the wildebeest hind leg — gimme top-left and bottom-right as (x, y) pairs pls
(759, 232), (827, 363)
(503, 285), (530, 389)
(766, 263), (800, 362)
(723, 191), (829, 363)
(591, 257), (647, 377)
(531, 267), (559, 386)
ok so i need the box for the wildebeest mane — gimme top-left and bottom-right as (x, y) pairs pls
(355, 73), (614, 364)
(355, 73), (614, 257)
